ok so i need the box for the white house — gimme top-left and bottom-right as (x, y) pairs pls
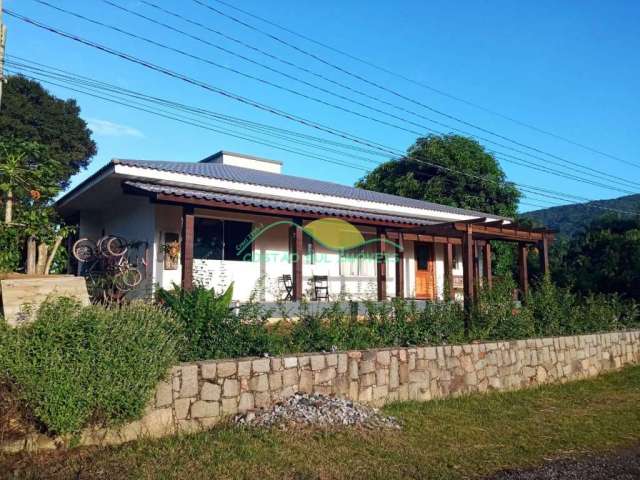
(56, 151), (552, 304)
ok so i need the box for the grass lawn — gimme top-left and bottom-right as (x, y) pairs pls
(3, 365), (640, 480)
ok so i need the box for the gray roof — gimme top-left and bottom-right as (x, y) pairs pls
(124, 181), (435, 226)
(114, 159), (504, 220)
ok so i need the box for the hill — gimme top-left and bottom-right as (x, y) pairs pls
(524, 194), (640, 237)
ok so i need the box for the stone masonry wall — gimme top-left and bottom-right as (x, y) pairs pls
(5, 330), (640, 451)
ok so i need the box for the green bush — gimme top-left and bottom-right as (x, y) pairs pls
(0, 225), (23, 273)
(158, 282), (639, 362)
(471, 278), (535, 341)
(157, 283), (286, 361)
(0, 298), (179, 435)
(527, 276), (640, 336)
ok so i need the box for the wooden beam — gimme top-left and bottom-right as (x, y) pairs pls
(538, 235), (550, 277)
(395, 232), (404, 298)
(518, 242), (529, 299)
(292, 217), (304, 300)
(377, 227), (387, 301)
(482, 242), (493, 289)
(462, 226), (474, 332)
(395, 232), (462, 245)
(181, 206), (195, 291)
(443, 242), (454, 301)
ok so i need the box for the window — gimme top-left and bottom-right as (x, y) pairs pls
(194, 218), (252, 261)
(224, 220), (253, 261)
(452, 245), (462, 269)
(416, 244), (431, 271)
(304, 235), (315, 264)
(339, 243), (375, 277)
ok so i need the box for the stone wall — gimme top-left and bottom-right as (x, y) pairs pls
(5, 330), (640, 451)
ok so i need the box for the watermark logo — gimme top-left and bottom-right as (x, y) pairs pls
(236, 217), (401, 259)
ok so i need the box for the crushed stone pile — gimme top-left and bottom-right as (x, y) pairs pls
(234, 392), (401, 430)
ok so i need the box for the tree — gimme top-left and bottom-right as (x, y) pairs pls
(0, 139), (71, 275)
(0, 75), (97, 190)
(356, 134), (520, 218)
(0, 139), (56, 223)
(356, 134), (521, 276)
(554, 216), (640, 301)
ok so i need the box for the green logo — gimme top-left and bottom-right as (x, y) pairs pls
(236, 217), (401, 255)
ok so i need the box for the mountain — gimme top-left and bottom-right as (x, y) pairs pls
(523, 194), (640, 237)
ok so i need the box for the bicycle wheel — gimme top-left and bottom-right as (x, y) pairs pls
(120, 267), (142, 288)
(72, 238), (96, 262)
(106, 236), (128, 257)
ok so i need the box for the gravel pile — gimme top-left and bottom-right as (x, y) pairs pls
(234, 393), (401, 430)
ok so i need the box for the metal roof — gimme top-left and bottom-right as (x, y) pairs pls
(114, 159), (507, 220)
(124, 181), (436, 226)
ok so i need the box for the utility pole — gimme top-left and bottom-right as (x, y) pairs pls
(0, 0), (6, 110)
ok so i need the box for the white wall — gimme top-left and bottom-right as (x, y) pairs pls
(78, 194), (156, 298)
(79, 200), (465, 303)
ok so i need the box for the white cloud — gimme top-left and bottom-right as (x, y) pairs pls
(87, 118), (144, 138)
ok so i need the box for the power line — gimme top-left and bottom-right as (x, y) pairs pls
(6, 11), (639, 218)
(207, 0), (636, 169)
(7, 62), (633, 218)
(34, 0), (640, 194)
(9, 60), (634, 220)
(192, 0), (640, 171)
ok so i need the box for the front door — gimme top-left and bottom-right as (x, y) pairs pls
(415, 242), (435, 300)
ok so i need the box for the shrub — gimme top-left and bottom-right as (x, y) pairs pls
(0, 298), (179, 436)
(527, 276), (581, 336)
(471, 278), (535, 341)
(158, 284), (286, 361)
(527, 277), (640, 336)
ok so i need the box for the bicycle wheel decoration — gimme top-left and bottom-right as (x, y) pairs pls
(72, 235), (148, 303)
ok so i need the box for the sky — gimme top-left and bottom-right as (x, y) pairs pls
(3, 0), (640, 212)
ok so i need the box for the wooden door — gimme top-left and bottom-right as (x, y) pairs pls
(415, 242), (435, 300)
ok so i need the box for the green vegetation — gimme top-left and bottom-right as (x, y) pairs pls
(0, 75), (97, 191)
(552, 216), (640, 301)
(0, 76), (96, 274)
(0, 298), (179, 436)
(159, 279), (638, 362)
(525, 194), (640, 238)
(356, 134), (520, 217)
(3, 365), (640, 479)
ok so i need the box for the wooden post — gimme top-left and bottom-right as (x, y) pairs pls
(395, 232), (404, 298)
(181, 207), (195, 290)
(538, 235), (550, 277)
(473, 241), (481, 296)
(482, 242), (493, 289)
(376, 227), (387, 301)
(443, 242), (454, 301)
(518, 242), (529, 299)
(292, 217), (304, 300)
(462, 226), (474, 332)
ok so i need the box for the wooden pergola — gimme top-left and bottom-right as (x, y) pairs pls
(390, 218), (555, 310)
(162, 186), (553, 315)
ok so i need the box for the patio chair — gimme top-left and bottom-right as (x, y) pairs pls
(312, 275), (329, 301)
(280, 274), (294, 301)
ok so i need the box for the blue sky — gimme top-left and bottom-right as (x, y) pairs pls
(3, 0), (640, 212)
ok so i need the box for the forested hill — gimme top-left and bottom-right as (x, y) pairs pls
(524, 194), (640, 237)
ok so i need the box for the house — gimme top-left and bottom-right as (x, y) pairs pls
(56, 151), (552, 305)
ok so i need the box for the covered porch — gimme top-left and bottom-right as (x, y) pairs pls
(136, 182), (553, 306)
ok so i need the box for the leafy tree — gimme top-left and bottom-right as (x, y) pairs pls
(356, 134), (521, 276)
(0, 139), (55, 223)
(0, 75), (97, 190)
(0, 139), (72, 274)
(554, 216), (640, 301)
(356, 134), (520, 217)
